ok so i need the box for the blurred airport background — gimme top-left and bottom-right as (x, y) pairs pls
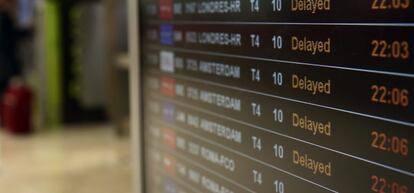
(0, 0), (133, 192)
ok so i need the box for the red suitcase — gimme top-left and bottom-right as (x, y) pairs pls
(2, 81), (32, 134)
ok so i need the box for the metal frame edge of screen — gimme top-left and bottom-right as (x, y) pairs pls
(128, 0), (143, 192)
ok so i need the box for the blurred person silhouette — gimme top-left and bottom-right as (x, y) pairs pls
(0, 0), (21, 97)
(0, 0), (22, 128)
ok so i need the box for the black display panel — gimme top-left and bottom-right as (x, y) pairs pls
(139, 1), (414, 192)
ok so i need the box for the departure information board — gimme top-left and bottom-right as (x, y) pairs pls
(139, 0), (414, 192)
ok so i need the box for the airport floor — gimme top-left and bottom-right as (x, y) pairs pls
(0, 125), (133, 193)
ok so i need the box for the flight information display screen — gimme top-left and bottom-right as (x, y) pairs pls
(139, 1), (414, 192)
